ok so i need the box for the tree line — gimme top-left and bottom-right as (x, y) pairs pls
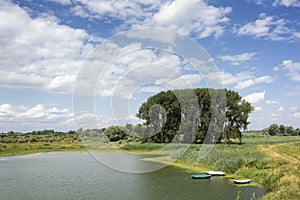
(266, 124), (300, 136)
(2, 88), (299, 144)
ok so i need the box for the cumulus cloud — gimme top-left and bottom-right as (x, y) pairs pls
(276, 60), (300, 82)
(254, 106), (262, 112)
(45, 74), (77, 92)
(206, 71), (252, 87)
(206, 70), (273, 90)
(71, 0), (232, 38)
(88, 45), (207, 99)
(235, 13), (297, 41)
(293, 112), (300, 118)
(243, 91), (266, 104)
(266, 100), (279, 104)
(269, 106), (300, 127)
(277, 106), (284, 111)
(273, 0), (300, 7)
(0, 0), (95, 93)
(219, 52), (257, 66)
(48, 0), (72, 5)
(235, 75), (274, 89)
(0, 103), (74, 131)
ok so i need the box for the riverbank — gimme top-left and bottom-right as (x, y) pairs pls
(122, 136), (300, 199)
(1, 136), (300, 199)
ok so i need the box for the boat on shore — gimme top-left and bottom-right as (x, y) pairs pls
(206, 171), (225, 176)
(191, 174), (212, 179)
(234, 179), (251, 184)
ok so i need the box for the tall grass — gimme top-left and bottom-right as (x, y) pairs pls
(178, 144), (267, 173)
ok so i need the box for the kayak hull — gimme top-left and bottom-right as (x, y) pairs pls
(234, 179), (251, 184)
(191, 174), (212, 179)
(206, 171), (226, 176)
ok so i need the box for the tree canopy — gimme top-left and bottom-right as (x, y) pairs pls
(136, 88), (254, 143)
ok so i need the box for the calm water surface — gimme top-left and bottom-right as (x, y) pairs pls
(0, 152), (265, 200)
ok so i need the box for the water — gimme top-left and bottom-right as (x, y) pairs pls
(0, 152), (265, 200)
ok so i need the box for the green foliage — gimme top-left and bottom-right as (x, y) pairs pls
(178, 144), (267, 174)
(121, 143), (166, 152)
(104, 125), (126, 142)
(266, 124), (299, 136)
(136, 88), (254, 143)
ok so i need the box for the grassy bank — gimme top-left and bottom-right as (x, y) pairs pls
(0, 141), (86, 156)
(258, 142), (300, 199)
(122, 136), (300, 199)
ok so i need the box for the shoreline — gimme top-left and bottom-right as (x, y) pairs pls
(142, 155), (263, 188)
(1, 140), (299, 199)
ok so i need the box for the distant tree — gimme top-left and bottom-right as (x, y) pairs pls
(77, 128), (83, 135)
(104, 125), (126, 142)
(294, 128), (300, 136)
(268, 124), (280, 136)
(279, 125), (286, 135)
(67, 130), (76, 134)
(285, 126), (294, 136)
(125, 123), (134, 135)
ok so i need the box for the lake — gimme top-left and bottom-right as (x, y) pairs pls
(0, 151), (265, 199)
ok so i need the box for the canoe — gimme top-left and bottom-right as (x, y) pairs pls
(191, 174), (212, 179)
(234, 179), (251, 184)
(206, 171), (225, 176)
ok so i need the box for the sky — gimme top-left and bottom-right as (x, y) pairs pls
(0, 0), (299, 132)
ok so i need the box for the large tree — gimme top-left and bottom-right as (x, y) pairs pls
(137, 88), (253, 143)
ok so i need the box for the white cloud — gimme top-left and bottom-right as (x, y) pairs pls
(45, 74), (77, 93)
(253, 0), (265, 5)
(266, 100), (279, 104)
(156, 74), (203, 89)
(147, 0), (232, 38)
(278, 106), (284, 111)
(254, 106), (263, 112)
(273, 0), (300, 7)
(72, 0), (232, 38)
(235, 13), (297, 41)
(71, 0), (160, 21)
(219, 52), (257, 66)
(235, 75), (274, 89)
(293, 112), (300, 118)
(0, 0), (95, 93)
(92, 47), (204, 99)
(206, 71), (253, 87)
(277, 60), (300, 82)
(293, 32), (300, 39)
(235, 80), (255, 89)
(270, 106), (300, 126)
(0, 103), (75, 131)
(48, 0), (72, 5)
(243, 91), (266, 104)
(207, 70), (273, 90)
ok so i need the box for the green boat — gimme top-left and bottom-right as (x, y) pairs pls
(191, 174), (212, 179)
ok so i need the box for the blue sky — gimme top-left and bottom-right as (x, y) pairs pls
(0, 0), (299, 132)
